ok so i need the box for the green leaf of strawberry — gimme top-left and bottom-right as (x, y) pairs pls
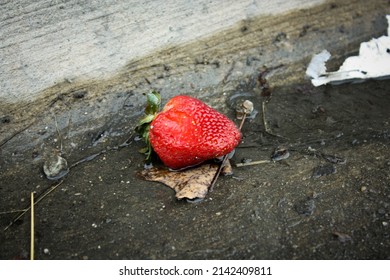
(141, 94), (242, 170)
(135, 90), (161, 161)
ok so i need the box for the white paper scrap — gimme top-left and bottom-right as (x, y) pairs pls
(306, 15), (390, 86)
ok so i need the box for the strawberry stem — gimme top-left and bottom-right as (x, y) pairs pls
(144, 90), (161, 115)
(135, 90), (161, 161)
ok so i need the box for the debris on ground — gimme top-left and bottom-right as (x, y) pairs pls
(43, 150), (69, 180)
(306, 15), (390, 86)
(333, 231), (353, 243)
(139, 164), (218, 200)
(271, 146), (290, 161)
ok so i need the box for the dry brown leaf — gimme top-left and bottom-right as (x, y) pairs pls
(221, 159), (233, 176)
(139, 164), (219, 200)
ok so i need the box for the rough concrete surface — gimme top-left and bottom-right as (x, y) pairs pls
(1, 0), (390, 260)
(1, 0), (324, 102)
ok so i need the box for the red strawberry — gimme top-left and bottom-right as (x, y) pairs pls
(136, 91), (241, 170)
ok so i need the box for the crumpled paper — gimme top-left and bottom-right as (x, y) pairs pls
(306, 15), (390, 86)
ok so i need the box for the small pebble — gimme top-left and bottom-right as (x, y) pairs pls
(335, 132), (344, 138)
(307, 146), (317, 152)
(271, 146), (290, 161)
(43, 248), (50, 255)
(43, 153), (69, 180)
(235, 100), (256, 119)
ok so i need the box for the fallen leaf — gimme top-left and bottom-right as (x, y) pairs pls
(221, 159), (233, 176)
(139, 164), (219, 200)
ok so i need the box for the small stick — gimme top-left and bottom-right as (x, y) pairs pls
(0, 122), (34, 148)
(70, 150), (106, 169)
(4, 180), (63, 232)
(53, 113), (63, 153)
(238, 113), (247, 131)
(0, 209), (28, 215)
(235, 160), (271, 167)
(30, 192), (34, 260)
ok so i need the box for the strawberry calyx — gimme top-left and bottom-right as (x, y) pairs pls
(135, 90), (161, 161)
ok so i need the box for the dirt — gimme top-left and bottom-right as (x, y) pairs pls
(1, 76), (389, 260)
(1, 0), (390, 260)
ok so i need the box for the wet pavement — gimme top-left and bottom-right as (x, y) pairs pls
(1, 77), (389, 259)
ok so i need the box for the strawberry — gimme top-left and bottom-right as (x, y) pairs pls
(136, 91), (241, 169)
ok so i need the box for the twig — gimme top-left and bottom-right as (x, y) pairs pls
(53, 113), (63, 153)
(2, 130), (129, 230)
(67, 132), (134, 168)
(3, 180), (63, 232)
(238, 113), (247, 131)
(70, 131), (134, 168)
(209, 153), (229, 192)
(0, 209), (27, 215)
(30, 192), (34, 260)
(235, 160), (271, 167)
(0, 122), (34, 148)
(70, 150), (107, 169)
(65, 111), (72, 143)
